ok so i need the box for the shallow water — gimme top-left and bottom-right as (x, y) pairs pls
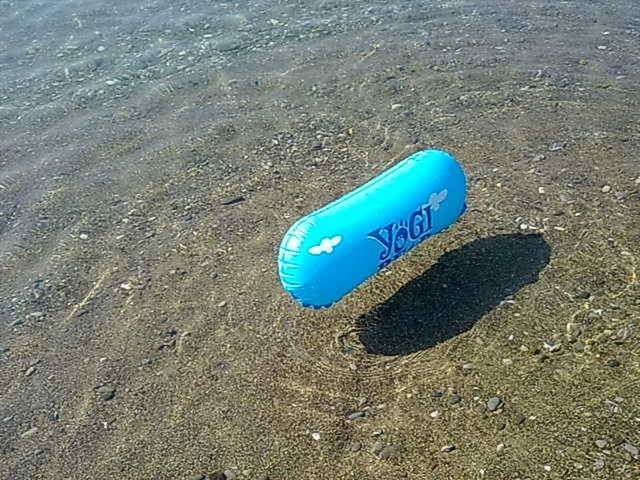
(1, 1), (640, 479)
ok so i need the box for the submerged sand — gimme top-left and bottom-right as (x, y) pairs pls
(1, 1), (639, 479)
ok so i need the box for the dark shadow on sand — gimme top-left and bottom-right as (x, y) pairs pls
(358, 234), (551, 355)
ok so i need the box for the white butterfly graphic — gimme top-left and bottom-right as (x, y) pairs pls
(427, 189), (448, 211)
(309, 235), (342, 255)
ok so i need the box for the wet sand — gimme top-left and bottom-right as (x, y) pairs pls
(1, 1), (639, 479)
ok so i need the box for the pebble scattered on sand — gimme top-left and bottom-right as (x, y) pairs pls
(449, 394), (462, 405)
(441, 444), (456, 452)
(594, 458), (605, 469)
(378, 444), (399, 460)
(25, 366), (37, 377)
(573, 341), (585, 352)
(349, 441), (362, 452)
(430, 410), (440, 419)
(595, 439), (608, 449)
(311, 432), (321, 441)
(211, 472), (227, 480)
(548, 142), (566, 152)
(189, 475), (205, 480)
(605, 399), (622, 413)
(605, 359), (620, 368)
(502, 358), (513, 366)
(223, 469), (237, 480)
(532, 154), (546, 162)
(487, 397), (503, 412)
(461, 363), (474, 374)
(623, 442), (639, 459)
(370, 441), (385, 455)
(347, 411), (366, 420)
(601, 185), (612, 193)
(574, 290), (591, 300)
(21, 426), (38, 438)
(96, 385), (116, 401)
(220, 195), (245, 206)
(217, 301), (227, 308)
(543, 340), (560, 353)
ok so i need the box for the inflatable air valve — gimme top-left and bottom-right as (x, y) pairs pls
(278, 149), (467, 308)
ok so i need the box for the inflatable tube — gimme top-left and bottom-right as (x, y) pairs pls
(278, 149), (467, 308)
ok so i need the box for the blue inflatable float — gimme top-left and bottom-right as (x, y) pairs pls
(278, 149), (467, 308)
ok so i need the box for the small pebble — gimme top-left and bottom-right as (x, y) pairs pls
(21, 426), (38, 438)
(189, 475), (205, 480)
(532, 154), (545, 162)
(574, 290), (591, 300)
(431, 390), (444, 398)
(605, 399), (622, 413)
(349, 441), (362, 452)
(544, 340), (560, 352)
(449, 394), (462, 405)
(516, 414), (527, 425)
(502, 358), (513, 366)
(441, 444), (456, 452)
(573, 341), (585, 353)
(96, 385), (116, 401)
(595, 439), (608, 449)
(535, 352), (549, 363)
(430, 410), (440, 419)
(601, 185), (612, 193)
(496, 443), (505, 453)
(223, 470), (237, 480)
(623, 442), (639, 459)
(217, 301), (227, 308)
(612, 436), (625, 446)
(378, 444), (399, 460)
(487, 397), (503, 412)
(594, 458), (605, 469)
(606, 359), (620, 368)
(311, 432), (321, 441)
(211, 473), (227, 480)
(549, 142), (566, 152)
(461, 363), (474, 373)
(25, 366), (37, 377)
(347, 411), (366, 420)
(370, 441), (385, 455)
(543, 465), (551, 472)
(566, 322), (580, 334)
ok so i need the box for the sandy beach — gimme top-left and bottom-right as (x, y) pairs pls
(1, 1), (639, 478)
